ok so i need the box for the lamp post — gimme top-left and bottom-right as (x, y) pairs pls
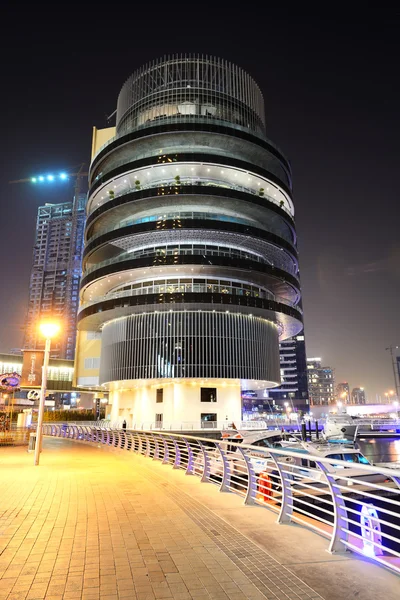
(34, 321), (60, 466)
(384, 390), (395, 404)
(385, 346), (399, 400)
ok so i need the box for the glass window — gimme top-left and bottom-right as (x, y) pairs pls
(326, 454), (342, 461)
(343, 453), (370, 464)
(156, 388), (164, 403)
(201, 388), (217, 402)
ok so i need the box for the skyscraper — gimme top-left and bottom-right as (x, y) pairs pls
(336, 381), (350, 403)
(24, 194), (86, 359)
(267, 333), (309, 411)
(307, 358), (335, 406)
(351, 387), (366, 404)
(75, 55), (303, 426)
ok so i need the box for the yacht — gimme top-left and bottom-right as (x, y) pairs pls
(201, 429), (388, 488)
(322, 411), (359, 441)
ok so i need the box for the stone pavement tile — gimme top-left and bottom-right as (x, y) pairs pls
(0, 442), (327, 600)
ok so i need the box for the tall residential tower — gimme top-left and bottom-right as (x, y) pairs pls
(75, 55), (303, 426)
(24, 194), (86, 359)
(267, 333), (309, 411)
(307, 357), (335, 406)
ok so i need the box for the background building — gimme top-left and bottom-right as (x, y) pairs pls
(267, 332), (309, 412)
(336, 381), (350, 403)
(0, 351), (75, 409)
(24, 194), (86, 359)
(351, 387), (366, 404)
(75, 54), (303, 427)
(307, 357), (335, 406)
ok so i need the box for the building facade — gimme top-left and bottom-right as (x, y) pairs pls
(75, 55), (303, 427)
(351, 387), (366, 404)
(267, 332), (309, 412)
(307, 357), (335, 406)
(336, 381), (350, 403)
(24, 196), (86, 359)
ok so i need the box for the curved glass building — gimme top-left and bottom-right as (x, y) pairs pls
(75, 54), (303, 427)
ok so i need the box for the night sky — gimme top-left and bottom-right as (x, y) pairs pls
(1, 8), (399, 401)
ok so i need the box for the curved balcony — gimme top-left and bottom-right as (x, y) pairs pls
(84, 242), (297, 282)
(87, 154), (293, 217)
(79, 283), (303, 314)
(84, 215), (298, 264)
(80, 254), (301, 300)
(90, 122), (291, 181)
(90, 126), (292, 191)
(77, 291), (303, 340)
(86, 184), (295, 239)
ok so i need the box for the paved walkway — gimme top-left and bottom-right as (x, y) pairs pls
(0, 439), (398, 600)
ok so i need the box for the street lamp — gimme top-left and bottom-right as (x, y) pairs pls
(394, 400), (399, 420)
(34, 321), (60, 466)
(384, 390), (395, 404)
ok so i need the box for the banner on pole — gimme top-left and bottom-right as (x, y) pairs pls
(20, 350), (45, 388)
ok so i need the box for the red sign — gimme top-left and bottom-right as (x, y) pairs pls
(20, 350), (45, 388)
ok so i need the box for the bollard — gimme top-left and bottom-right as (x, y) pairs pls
(315, 421), (319, 440)
(301, 423), (307, 441)
(308, 420), (312, 440)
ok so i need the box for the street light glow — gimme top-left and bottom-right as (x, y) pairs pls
(31, 172), (70, 183)
(39, 321), (60, 339)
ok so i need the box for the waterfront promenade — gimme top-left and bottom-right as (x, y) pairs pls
(0, 439), (398, 600)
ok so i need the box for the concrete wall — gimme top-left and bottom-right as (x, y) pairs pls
(107, 381), (242, 428)
(74, 330), (101, 387)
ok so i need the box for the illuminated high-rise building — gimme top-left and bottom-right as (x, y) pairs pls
(75, 55), (303, 426)
(267, 332), (309, 411)
(24, 195), (86, 359)
(336, 381), (350, 403)
(351, 387), (366, 404)
(307, 358), (335, 406)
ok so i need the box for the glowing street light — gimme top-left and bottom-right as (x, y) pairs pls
(34, 321), (61, 466)
(31, 173), (69, 183)
(384, 390), (395, 404)
(39, 322), (60, 339)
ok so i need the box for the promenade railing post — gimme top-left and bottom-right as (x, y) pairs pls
(316, 461), (349, 553)
(184, 440), (194, 475)
(237, 447), (257, 505)
(216, 443), (231, 492)
(172, 438), (181, 469)
(153, 436), (160, 460)
(199, 442), (211, 482)
(161, 436), (169, 464)
(269, 454), (293, 524)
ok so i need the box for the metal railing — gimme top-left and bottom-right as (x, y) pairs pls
(41, 420), (111, 429)
(241, 417), (400, 433)
(89, 180), (293, 218)
(42, 424), (400, 575)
